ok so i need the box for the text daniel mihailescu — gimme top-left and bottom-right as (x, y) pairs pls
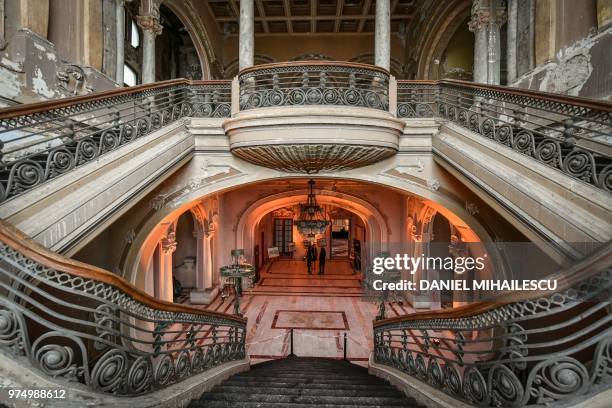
(371, 254), (557, 292)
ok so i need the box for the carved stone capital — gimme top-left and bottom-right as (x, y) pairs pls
(161, 232), (177, 254)
(468, 8), (490, 32)
(136, 14), (163, 35)
(469, 0), (506, 31)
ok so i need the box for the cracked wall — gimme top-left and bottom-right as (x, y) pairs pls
(513, 19), (611, 100)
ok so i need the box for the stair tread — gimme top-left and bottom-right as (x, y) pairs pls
(211, 385), (408, 397)
(189, 357), (425, 407)
(190, 403), (420, 408)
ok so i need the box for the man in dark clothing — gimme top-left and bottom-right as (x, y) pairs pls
(306, 245), (313, 274)
(319, 247), (327, 275)
(311, 246), (318, 274)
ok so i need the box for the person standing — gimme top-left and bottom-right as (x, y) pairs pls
(311, 245), (318, 274)
(319, 247), (327, 275)
(306, 245), (313, 274)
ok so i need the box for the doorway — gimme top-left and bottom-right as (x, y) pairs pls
(331, 218), (350, 258)
(274, 218), (294, 257)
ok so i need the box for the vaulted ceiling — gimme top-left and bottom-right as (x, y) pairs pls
(205, 0), (416, 35)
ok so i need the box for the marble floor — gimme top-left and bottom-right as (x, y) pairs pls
(183, 259), (414, 366)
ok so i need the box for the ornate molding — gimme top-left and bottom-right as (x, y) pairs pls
(136, 11), (163, 35)
(161, 232), (177, 254)
(232, 144), (396, 174)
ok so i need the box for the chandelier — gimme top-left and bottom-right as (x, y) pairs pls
(295, 179), (329, 237)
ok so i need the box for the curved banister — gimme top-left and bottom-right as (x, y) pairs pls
(374, 241), (612, 328)
(238, 60), (390, 112)
(372, 242), (611, 407)
(0, 219), (245, 323)
(0, 218), (247, 395)
(238, 60), (391, 76)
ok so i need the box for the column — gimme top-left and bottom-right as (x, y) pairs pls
(374, 0), (391, 70)
(506, 0), (517, 84)
(116, 0), (126, 85)
(239, 0), (254, 70)
(469, 0), (506, 85)
(159, 233), (176, 303)
(190, 228), (219, 304)
(487, 1), (506, 85)
(137, 10), (162, 84)
(468, 1), (490, 84)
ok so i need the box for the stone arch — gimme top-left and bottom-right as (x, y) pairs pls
(123, 173), (502, 291)
(415, 0), (472, 79)
(160, 0), (217, 79)
(234, 189), (391, 264)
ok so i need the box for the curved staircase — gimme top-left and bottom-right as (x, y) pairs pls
(188, 357), (423, 408)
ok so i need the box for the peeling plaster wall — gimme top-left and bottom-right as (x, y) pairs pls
(513, 26), (612, 100)
(0, 29), (117, 105)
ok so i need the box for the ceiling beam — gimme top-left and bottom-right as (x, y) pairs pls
(358, 0), (372, 33)
(311, 0), (317, 33)
(214, 14), (412, 23)
(334, 0), (344, 33)
(283, 0), (293, 33)
(205, 0), (226, 34)
(256, 0), (270, 33)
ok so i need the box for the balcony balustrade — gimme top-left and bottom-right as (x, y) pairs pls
(227, 61), (402, 173)
(238, 61), (389, 111)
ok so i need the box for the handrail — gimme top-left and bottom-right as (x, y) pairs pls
(372, 242), (612, 407)
(0, 218), (247, 395)
(0, 79), (232, 203)
(238, 60), (390, 76)
(0, 79), (231, 119)
(397, 79), (612, 112)
(0, 219), (245, 323)
(237, 60), (390, 112)
(439, 79), (612, 113)
(396, 79), (612, 192)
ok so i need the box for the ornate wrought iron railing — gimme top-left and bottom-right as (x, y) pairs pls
(373, 244), (612, 407)
(398, 79), (612, 192)
(0, 220), (246, 395)
(238, 61), (390, 111)
(0, 79), (231, 203)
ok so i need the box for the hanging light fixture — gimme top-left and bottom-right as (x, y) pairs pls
(295, 179), (330, 237)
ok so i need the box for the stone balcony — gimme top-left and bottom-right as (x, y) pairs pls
(224, 61), (404, 173)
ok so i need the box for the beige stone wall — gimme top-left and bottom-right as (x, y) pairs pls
(4, 0), (49, 40)
(48, 0), (103, 70)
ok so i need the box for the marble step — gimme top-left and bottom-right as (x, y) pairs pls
(199, 393), (412, 406)
(189, 357), (425, 407)
(191, 403), (421, 408)
(210, 385), (409, 398)
(219, 380), (397, 391)
(236, 371), (382, 380)
(223, 376), (389, 386)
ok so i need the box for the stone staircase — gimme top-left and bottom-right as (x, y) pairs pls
(188, 357), (424, 407)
